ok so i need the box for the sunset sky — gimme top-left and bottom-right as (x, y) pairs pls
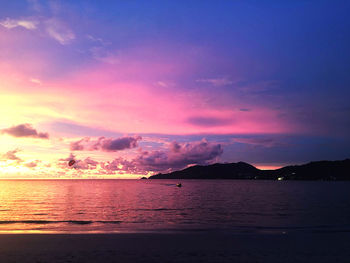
(1, 0), (349, 178)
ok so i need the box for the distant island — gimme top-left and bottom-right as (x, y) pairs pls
(148, 159), (350, 180)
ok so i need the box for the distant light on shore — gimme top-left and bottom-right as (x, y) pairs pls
(254, 165), (283, 170)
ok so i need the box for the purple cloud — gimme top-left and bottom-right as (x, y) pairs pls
(70, 136), (141, 151)
(74, 157), (98, 170)
(100, 157), (138, 174)
(63, 139), (222, 175)
(99, 136), (141, 151)
(102, 139), (223, 174)
(1, 124), (49, 139)
(70, 137), (90, 150)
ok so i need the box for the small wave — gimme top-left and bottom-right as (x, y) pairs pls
(67, 220), (93, 225)
(33, 213), (48, 216)
(96, 221), (122, 224)
(137, 208), (190, 211)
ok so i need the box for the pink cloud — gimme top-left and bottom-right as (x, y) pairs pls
(58, 154), (98, 170)
(70, 137), (90, 151)
(100, 158), (134, 173)
(1, 149), (22, 162)
(24, 160), (40, 168)
(74, 157), (98, 170)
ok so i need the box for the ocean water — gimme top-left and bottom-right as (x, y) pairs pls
(0, 179), (349, 234)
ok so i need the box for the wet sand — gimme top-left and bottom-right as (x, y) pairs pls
(0, 232), (349, 262)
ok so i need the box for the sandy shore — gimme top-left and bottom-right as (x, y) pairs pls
(0, 232), (349, 262)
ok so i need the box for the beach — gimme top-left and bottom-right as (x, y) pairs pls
(1, 232), (349, 263)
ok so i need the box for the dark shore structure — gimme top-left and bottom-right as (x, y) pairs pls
(149, 159), (350, 181)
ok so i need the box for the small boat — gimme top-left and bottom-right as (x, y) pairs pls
(277, 177), (284, 181)
(176, 183), (182, 187)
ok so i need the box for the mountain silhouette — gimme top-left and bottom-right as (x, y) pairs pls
(148, 159), (350, 180)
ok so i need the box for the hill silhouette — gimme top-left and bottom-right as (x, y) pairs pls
(148, 159), (350, 180)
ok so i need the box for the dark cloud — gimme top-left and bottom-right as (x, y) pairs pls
(187, 116), (232, 127)
(170, 141), (181, 152)
(70, 136), (141, 151)
(1, 149), (22, 162)
(239, 108), (251, 112)
(100, 136), (141, 151)
(1, 124), (49, 139)
(138, 140), (223, 172)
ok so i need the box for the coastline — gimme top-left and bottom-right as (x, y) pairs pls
(0, 232), (349, 262)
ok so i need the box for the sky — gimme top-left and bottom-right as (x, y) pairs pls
(0, 0), (349, 178)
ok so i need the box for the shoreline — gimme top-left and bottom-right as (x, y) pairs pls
(0, 232), (349, 262)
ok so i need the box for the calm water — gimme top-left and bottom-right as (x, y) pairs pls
(0, 179), (349, 233)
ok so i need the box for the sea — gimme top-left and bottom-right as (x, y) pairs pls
(0, 179), (349, 234)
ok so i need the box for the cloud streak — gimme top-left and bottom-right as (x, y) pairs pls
(0, 18), (38, 30)
(90, 47), (120, 64)
(232, 137), (288, 148)
(187, 116), (233, 127)
(0, 15), (75, 45)
(196, 77), (233, 87)
(45, 18), (75, 45)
